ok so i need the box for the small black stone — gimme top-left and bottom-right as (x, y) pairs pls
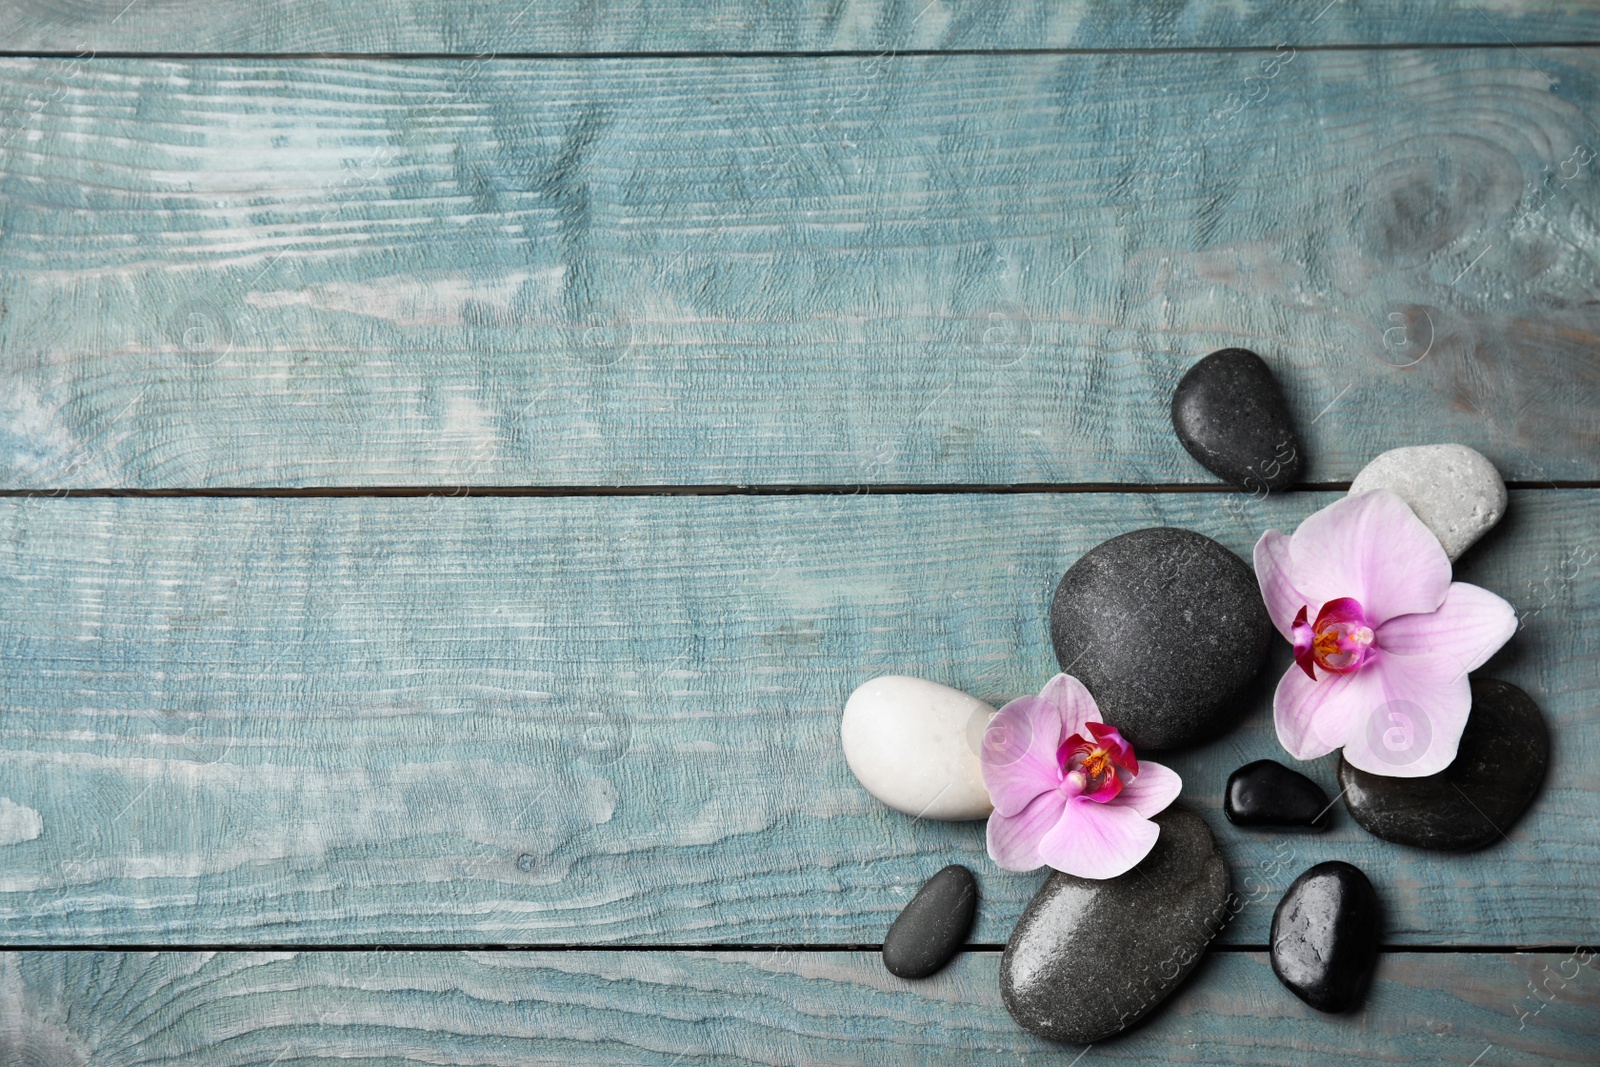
(1171, 348), (1304, 492)
(882, 865), (978, 979)
(1049, 527), (1272, 750)
(1000, 806), (1232, 1044)
(1270, 860), (1381, 1013)
(1225, 759), (1332, 831)
(1339, 678), (1549, 851)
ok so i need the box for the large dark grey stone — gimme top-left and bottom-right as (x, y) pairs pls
(1171, 347), (1304, 492)
(1270, 861), (1382, 1013)
(1049, 527), (1272, 750)
(1339, 678), (1549, 851)
(999, 806), (1232, 1044)
(882, 864), (978, 979)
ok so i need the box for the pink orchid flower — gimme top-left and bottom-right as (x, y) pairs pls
(981, 673), (1182, 879)
(1254, 488), (1516, 778)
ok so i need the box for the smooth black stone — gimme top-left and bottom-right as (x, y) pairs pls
(882, 864), (978, 979)
(1339, 678), (1549, 851)
(1049, 527), (1271, 750)
(1171, 347), (1304, 492)
(1225, 759), (1332, 831)
(1270, 861), (1381, 1013)
(1000, 806), (1232, 1044)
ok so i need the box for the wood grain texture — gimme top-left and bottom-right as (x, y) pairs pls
(1, 491), (1594, 945)
(3, 949), (1597, 1064)
(4, 0), (1600, 54)
(3, 50), (1600, 488)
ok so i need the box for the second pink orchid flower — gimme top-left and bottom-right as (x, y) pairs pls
(1254, 489), (1516, 777)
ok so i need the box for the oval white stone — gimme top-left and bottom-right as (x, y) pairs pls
(841, 675), (995, 821)
(1348, 444), (1507, 561)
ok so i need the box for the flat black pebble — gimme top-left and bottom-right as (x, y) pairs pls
(1225, 759), (1331, 831)
(1270, 861), (1381, 1013)
(1050, 527), (1271, 750)
(1000, 806), (1232, 1043)
(882, 865), (978, 979)
(1339, 678), (1549, 851)
(1171, 347), (1304, 492)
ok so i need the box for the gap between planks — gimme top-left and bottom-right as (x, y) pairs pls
(5, 945), (1593, 953)
(0, 482), (1596, 499)
(7, 42), (1600, 61)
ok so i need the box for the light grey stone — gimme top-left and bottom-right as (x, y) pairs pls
(1348, 444), (1507, 561)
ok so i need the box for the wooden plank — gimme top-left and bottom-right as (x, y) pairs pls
(2, 949), (1596, 1064)
(3, 50), (1600, 489)
(1, 490), (1594, 945)
(4, 0), (1600, 54)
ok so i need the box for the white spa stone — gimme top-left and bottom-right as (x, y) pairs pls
(841, 675), (995, 821)
(1348, 444), (1507, 561)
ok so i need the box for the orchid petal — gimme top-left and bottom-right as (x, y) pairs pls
(986, 790), (1068, 872)
(1115, 761), (1182, 819)
(1289, 490), (1451, 625)
(1037, 797), (1160, 880)
(1377, 582), (1516, 673)
(1254, 528), (1308, 640)
(981, 695), (1068, 817)
(1273, 664), (1364, 760)
(1338, 650), (1473, 778)
(1037, 672), (1102, 737)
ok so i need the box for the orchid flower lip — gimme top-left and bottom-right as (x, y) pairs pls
(1056, 721), (1138, 804)
(1292, 597), (1376, 680)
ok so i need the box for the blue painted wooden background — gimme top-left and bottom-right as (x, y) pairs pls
(1, 2), (1597, 1063)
